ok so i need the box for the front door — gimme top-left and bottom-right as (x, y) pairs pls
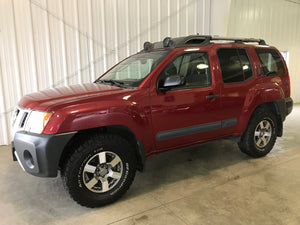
(150, 51), (223, 150)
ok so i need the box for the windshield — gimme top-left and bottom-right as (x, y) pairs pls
(95, 50), (170, 88)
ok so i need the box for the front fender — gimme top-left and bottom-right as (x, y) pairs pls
(43, 100), (152, 149)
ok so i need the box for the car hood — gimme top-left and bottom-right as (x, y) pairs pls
(19, 83), (132, 111)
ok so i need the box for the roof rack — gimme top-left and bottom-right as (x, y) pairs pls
(211, 37), (266, 45)
(142, 35), (267, 51)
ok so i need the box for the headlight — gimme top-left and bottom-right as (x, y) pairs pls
(24, 111), (53, 134)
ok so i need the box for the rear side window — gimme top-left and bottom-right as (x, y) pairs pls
(255, 49), (286, 76)
(217, 48), (253, 84)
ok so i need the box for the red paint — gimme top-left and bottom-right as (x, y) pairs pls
(18, 43), (291, 157)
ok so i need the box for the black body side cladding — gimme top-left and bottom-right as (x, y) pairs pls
(156, 118), (237, 141)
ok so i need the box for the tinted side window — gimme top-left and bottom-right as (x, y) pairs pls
(217, 48), (253, 84)
(255, 49), (286, 75)
(158, 52), (212, 90)
(238, 49), (253, 80)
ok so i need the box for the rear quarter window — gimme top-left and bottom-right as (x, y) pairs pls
(255, 49), (286, 76)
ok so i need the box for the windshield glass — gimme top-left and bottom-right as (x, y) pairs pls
(95, 50), (170, 88)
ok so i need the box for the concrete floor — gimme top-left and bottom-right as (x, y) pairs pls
(1, 105), (300, 225)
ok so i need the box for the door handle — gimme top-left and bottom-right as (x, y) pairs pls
(206, 94), (220, 99)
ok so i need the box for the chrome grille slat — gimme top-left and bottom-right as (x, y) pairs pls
(19, 112), (29, 128)
(11, 106), (31, 138)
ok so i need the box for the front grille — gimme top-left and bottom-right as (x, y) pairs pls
(15, 109), (20, 118)
(11, 106), (31, 138)
(11, 108), (20, 126)
(19, 112), (29, 128)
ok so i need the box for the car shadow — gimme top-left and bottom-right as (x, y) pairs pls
(123, 139), (249, 199)
(2, 139), (250, 224)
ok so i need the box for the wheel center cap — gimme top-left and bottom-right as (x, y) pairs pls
(95, 164), (109, 178)
(259, 129), (266, 137)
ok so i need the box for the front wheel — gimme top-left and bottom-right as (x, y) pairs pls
(61, 134), (136, 207)
(238, 109), (277, 158)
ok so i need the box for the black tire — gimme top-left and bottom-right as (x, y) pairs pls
(238, 109), (277, 158)
(61, 133), (136, 208)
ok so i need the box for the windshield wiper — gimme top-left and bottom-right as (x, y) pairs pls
(96, 79), (125, 87)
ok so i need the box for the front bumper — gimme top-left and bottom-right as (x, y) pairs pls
(12, 131), (76, 177)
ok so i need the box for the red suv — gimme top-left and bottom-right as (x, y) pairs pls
(11, 35), (293, 207)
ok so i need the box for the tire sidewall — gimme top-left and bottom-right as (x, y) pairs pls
(249, 112), (277, 156)
(66, 135), (136, 206)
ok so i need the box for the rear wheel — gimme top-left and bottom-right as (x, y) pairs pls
(61, 133), (136, 207)
(238, 109), (277, 158)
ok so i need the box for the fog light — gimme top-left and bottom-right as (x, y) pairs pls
(23, 150), (34, 169)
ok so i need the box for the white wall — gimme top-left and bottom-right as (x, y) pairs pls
(0, 0), (211, 145)
(210, 0), (230, 36)
(1, 0), (299, 146)
(226, 0), (300, 103)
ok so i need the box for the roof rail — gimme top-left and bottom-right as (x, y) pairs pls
(211, 37), (266, 45)
(142, 35), (267, 51)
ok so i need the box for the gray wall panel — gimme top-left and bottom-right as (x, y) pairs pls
(226, 0), (300, 103)
(0, 0), (209, 145)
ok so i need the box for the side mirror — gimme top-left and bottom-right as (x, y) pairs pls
(265, 70), (276, 76)
(159, 75), (185, 92)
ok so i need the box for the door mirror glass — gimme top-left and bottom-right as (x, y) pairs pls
(164, 75), (184, 87)
(159, 75), (185, 92)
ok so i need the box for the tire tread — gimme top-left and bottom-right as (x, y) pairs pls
(61, 133), (136, 208)
(238, 109), (277, 158)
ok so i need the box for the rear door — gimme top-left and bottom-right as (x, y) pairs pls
(214, 46), (257, 134)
